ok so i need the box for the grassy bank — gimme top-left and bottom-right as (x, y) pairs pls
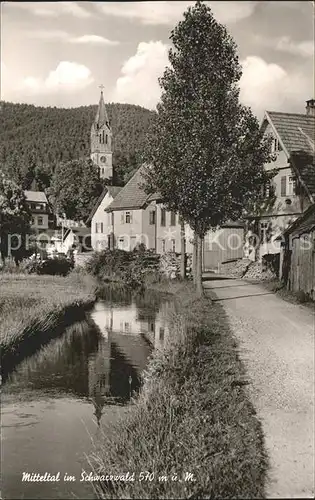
(260, 278), (314, 308)
(0, 271), (96, 375)
(88, 282), (268, 499)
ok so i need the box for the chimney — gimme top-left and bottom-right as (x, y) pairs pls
(306, 99), (315, 116)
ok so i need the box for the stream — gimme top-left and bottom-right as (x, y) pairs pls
(1, 287), (170, 499)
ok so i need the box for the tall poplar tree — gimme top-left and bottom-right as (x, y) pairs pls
(143, 1), (271, 294)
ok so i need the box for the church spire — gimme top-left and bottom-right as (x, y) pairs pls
(90, 86), (113, 180)
(94, 86), (110, 129)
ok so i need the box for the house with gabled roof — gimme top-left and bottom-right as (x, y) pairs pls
(105, 166), (244, 270)
(246, 99), (315, 260)
(105, 166), (158, 251)
(24, 190), (51, 231)
(88, 185), (122, 251)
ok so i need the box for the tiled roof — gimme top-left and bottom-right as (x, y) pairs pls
(266, 111), (315, 155)
(106, 166), (151, 211)
(86, 185), (122, 223)
(284, 203), (315, 238)
(290, 151), (315, 200)
(107, 186), (122, 198)
(266, 111), (315, 201)
(148, 192), (162, 202)
(24, 190), (48, 203)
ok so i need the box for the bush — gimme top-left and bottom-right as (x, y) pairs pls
(262, 253), (280, 277)
(21, 257), (74, 277)
(86, 249), (161, 288)
(86, 249), (133, 279)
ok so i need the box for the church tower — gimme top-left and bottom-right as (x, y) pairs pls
(91, 87), (113, 180)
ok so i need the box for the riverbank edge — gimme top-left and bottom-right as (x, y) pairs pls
(1, 298), (96, 377)
(89, 280), (269, 499)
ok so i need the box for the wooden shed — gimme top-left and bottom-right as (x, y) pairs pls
(281, 204), (315, 300)
(202, 221), (244, 272)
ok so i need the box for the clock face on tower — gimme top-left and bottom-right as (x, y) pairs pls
(100, 156), (106, 164)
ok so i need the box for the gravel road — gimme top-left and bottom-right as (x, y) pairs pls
(203, 276), (315, 499)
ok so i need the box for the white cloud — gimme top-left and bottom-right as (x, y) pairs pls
(255, 34), (314, 59)
(275, 36), (314, 58)
(113, 41), (169, 109)
(20, 61), (94, 94)
(59, 1), (91, 18)
(239, 56), (312, 118)
(98, 1), (257, 25)
(26, 30), (119, 46)
(209, 1), (257, 24)
(70, 35), (119, 46)
(4, 1), (91, 18)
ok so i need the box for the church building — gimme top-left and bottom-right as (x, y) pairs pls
(90, 87), (113, 180)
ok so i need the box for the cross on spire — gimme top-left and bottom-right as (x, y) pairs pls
(99, 84), (105, 92)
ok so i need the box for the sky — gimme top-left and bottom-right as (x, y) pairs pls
(1, 1), (314, 120)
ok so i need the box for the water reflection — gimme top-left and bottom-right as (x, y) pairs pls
(1, 287), (172, 499)
(3, 289), (172, 412)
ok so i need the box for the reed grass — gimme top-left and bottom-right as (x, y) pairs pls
(88, 282), (268, 499)
(0, 271), (96, 361)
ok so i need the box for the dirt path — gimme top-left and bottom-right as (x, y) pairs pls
(203, 276), (315, 498)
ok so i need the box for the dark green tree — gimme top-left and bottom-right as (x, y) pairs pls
(143, 0), (272, 294)
(0, 169), (31, 263)
(48, 158), (104, 221)
(0, 101), (156, 190)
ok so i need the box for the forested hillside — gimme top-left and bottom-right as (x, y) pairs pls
(0, 101), (156, 187)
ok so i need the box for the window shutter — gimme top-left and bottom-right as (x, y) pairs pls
(281, 176), (287, 197)
(130, 211), (133, 223)
(121, 212), (124, 224)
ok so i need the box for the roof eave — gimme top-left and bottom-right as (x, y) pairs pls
(289, 154), (315, 204)
(264, 111), (290, 158)
(106, 204), (145, 212)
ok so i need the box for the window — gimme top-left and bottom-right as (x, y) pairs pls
(280, 176), (287, 197)
(111, 212), (114, 225)
(100, 222), (103, 233)
(170, 211), (176, 226)
(32, 217), (35, 225)
(105, 134), (108, 145)
(161, 239), (166, 253)
(288, 176), (296, 196)
(95, 222), (99, 234)
(102, 130), (105, 144)
(37, 216), (43, 226)
(171, 239), (176, 252)
(271, 137), (282, 153)
(118, 237), (124, 249)
(125, 211), (132, 224)
(262, 179), (274, 198)
(124, 322), (130, 333)
(160, 208), (166, 226)
(159, 327), (165, 341)
(149, 210), (156, 225)
(260, 221), (270, 243)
